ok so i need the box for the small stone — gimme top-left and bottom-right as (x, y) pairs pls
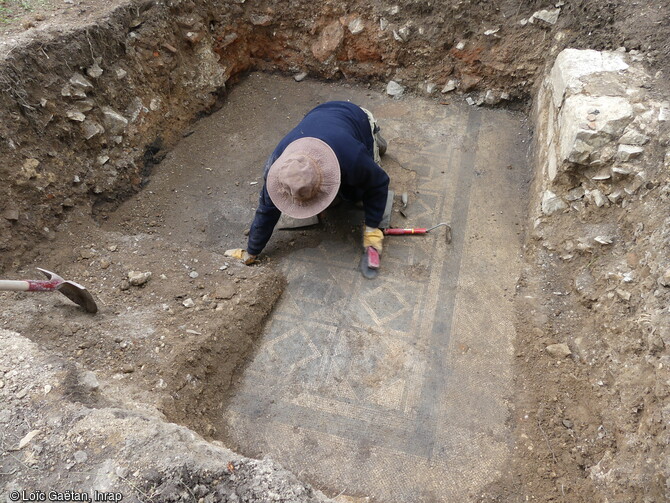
(185, 31), (203, 44)
(484, 89), (500, 105)
(616, 288), (631, 301)
(100, 258), (111, 269)
(386, 80), (405, 97)
(67, 111), (86, 122)
(616, 144), (644, 162)
(115, 466), (129, 479)
(3, 209), (19, 221)
(16, 388), (28, 399)
(625, 173), (646, 195)
(612, 165), (632, 176)
(97, 155), (109, 165)
(658, 269), (670, 288)
(311, 20), (344, 62)
(348, 17), (364, 34)
(69, 73), (93, 90)
(183, 298), (195, 308)
(74, 450), (88, 463)
(81, 120), (104, 140)
(121, 364), (135, 374)
(529, 8), (560, 25)
(546, 343), (571, 358)
(591, 189), (608, 208)
(17, 430), (41, 450)
(127, 271), (151, 286)
(87, 62), (103, 78)
(465, 96), (476, 106)
(249, 14), (272, 26)
(566, 186), (585, 201)
(455, 41), (465, 50)
(115, 68), (127, 79)
(189, 271), (199, 279)
(591, 169), (611, 181)
(74, 99), (94, 113)
(215, 284), (237, 300)
(395, 25), (410, 41)
(483, 28), (499, 36)
(562, 419), (574, 429)
(293, 72), (307, 82)
(594, 235), (614, 245)
(80, 371), (99, 391)
(441, 79), (458, 93)
(541, 190), (567, 215)
(108, 244), (118, 252)
(618, 129), (649, 146)
(658, 106), (670, 122)
(101, 106), (129, 135)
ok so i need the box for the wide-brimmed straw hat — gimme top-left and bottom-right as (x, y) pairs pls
(267, 137), (341, 218)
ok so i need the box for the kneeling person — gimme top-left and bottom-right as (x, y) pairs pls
(225, 101), (389, 270)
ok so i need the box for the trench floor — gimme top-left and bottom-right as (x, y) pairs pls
(129, 73), (531, 501)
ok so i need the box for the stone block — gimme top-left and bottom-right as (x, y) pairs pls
(549, 49), (629, 108)
(557, 95), (633, 167)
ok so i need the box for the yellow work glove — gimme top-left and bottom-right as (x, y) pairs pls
(363, 227), (384, 253)
(224, 248), (257, 265)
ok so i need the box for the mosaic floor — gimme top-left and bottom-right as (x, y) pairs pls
(213, 76), (531, 502)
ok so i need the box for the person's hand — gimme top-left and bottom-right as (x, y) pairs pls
(224, 248), (258, 265)
(363, 227), (384, 253)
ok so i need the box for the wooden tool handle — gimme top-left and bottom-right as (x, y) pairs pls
(0, 280), (30, 292)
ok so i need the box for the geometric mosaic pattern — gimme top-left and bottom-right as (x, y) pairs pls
(221, 87), (531, 502)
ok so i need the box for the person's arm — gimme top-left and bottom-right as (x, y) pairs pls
(246, 184), (281, 256)
(359, 156), (390, 229)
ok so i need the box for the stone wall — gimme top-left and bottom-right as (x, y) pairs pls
(533, 48), (669, 218)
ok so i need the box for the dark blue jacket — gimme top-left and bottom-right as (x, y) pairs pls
(246, 101), (389, 256)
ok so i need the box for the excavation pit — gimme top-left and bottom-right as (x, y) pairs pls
(109, 72), (531, 501)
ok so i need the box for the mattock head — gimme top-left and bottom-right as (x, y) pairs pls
(37, 267), (98, 314)
(36, 268), (64, 283)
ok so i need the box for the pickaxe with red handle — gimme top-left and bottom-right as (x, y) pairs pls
(384, 222), (452, 243)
